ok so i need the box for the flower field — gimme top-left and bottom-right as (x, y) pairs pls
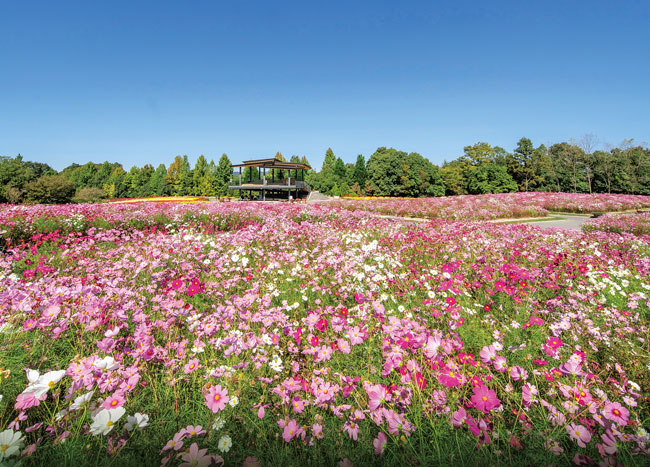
(330, 192), (650, 220)
(583, 212), (650, 237)
(1, 200), (650, 466)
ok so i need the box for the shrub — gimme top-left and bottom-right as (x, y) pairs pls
(24, 175), (76, 204)
(72, 187), (107, 203)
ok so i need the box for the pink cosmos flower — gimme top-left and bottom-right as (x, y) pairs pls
(471, 385), (500, 413)
(493, 356), (508, 373)
(373, 432), (388, 456)
(546, 336), (563, 349)
(282, 419), (301, 442)
(102, 392), (126, 410)
(179, 443), (211, 467)
(314, 345), (332, 362)
(292, 397), (305, 414)
(311, 423), (324, 439)
(366, 384), (386, 411)
(347, 326), (364, 345)
(479, 345), (497, 363)
(315, 318), (328, 332)
(184, 358), (199, 374)
(161, 432), (185, 452)
(205, 385), (229, 413)
(180, 425), (206, 438)
(566, 422), (592, 448)
(337, 339), (351, 354)
(603, 402), (629, 425)
(343, 421), (360, 441)
(509, 366), (528, 381)
(438, 370), (460, 388)
(423, 335), (441, 359)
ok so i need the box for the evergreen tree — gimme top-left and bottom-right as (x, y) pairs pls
(352, 154), (368, 189)
(166, 156), (183, 195)
(193, 155), (208, 194)
(322, 148), (336, 172)
(333, 157), (347, 180)
(179, 155), (193, 195)
(214, 154), (232, 197)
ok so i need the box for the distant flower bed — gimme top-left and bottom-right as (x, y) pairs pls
(108, 196), (208, 204)
(583, 211), (650, 236)
(0, 202), (368, 247)
(331, 193), (650, 221)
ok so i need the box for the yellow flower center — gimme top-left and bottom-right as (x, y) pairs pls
(1, 444), (9, 452)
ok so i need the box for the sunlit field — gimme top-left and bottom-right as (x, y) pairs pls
(1, 196), (649, 466)
(330, 192), (650, 221)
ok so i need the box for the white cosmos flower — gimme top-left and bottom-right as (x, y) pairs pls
(212, 417), (225, 431)
(0, 429), (24, 460)
(228, 396), (239, 407)
(90, 407), (125, 436)
(125, 413), (149, 431)
(94, 356), (119, 371)
(69, 391), (94, 411)
(217, 434), (232, 453)
(21, 370), (66, 398)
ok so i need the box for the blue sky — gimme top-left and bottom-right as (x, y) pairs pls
(1, 0), (649, 171)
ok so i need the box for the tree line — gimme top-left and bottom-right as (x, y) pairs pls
(308, 136), (650, 197)
(1, 135), (648, 204)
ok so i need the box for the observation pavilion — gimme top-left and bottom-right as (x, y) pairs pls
(229, 157), (312, 201)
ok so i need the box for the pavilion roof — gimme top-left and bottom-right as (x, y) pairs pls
(230, 157), (311, 170)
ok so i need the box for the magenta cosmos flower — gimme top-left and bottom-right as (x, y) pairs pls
(471, 385), (500, 413)
(205, 385), (229, 413)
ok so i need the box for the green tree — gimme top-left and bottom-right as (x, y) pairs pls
(214, 154), (233, 197)
(149, 164), (171, 196)
(193, 155), (208, 194)
(366, 147), (444, 197)
(24, 175), (76, 204)
(334, 157), (347, 180)
(352, 154), (368, 189)
(439, 161), (466, 195)
(0, 155), (55, 202)
(322, 148), (336, 172)
(167, 155), (192, 195)
(548, 142), (588, 192)
(105, 167), (127, 199)
(507, 138), (546, 191)
(466, 164), (518, 194)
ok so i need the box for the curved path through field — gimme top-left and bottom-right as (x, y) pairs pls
(510, 215), (591, 231)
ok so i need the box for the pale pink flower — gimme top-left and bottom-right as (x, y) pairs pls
(566, 423), (592, 448)
(205, 385), (229, 413)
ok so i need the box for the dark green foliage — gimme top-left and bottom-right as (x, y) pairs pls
(352, 154), (368, 187)
(367, 147), (445, 197)
(24, 175), (76, 204)
(466, 164), (518, 194)
(149, 164), (171, 196)
(0, 154), (56, 202)
(214, 153), (233, 196)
